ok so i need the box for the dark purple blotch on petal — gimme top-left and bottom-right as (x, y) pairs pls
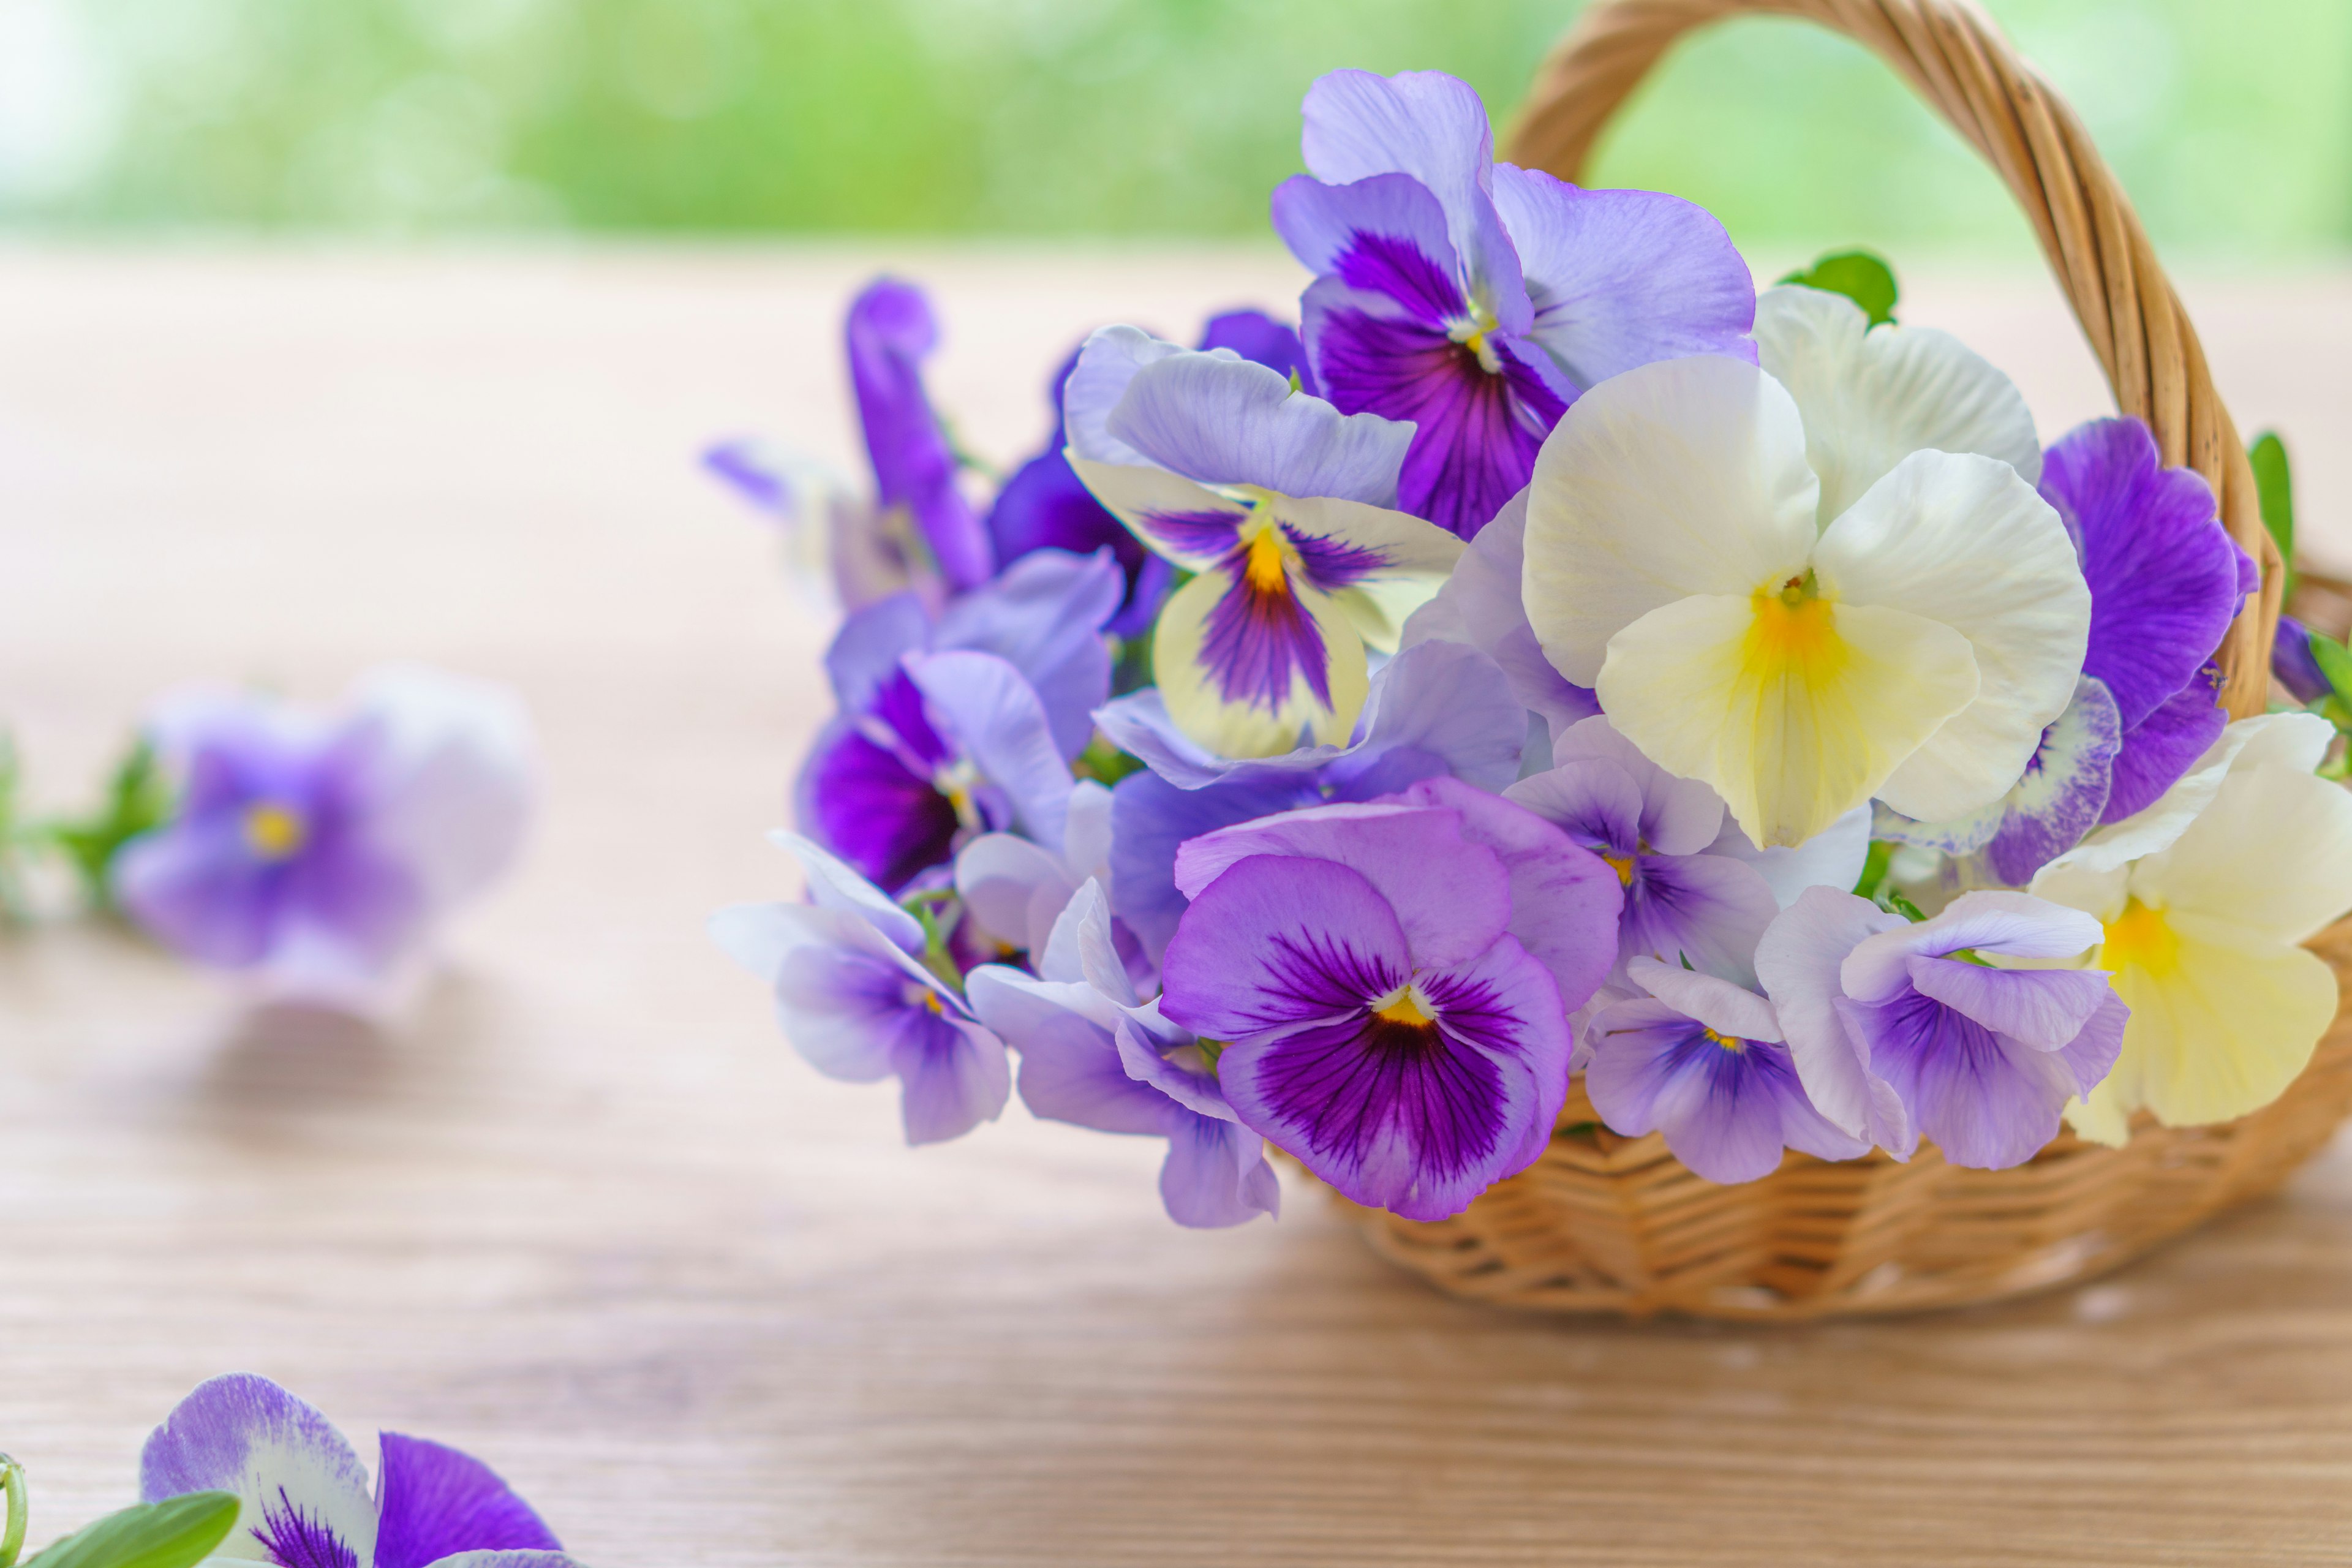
(254, 1493), (360, 1568)
(1199, 560), (1336, 712)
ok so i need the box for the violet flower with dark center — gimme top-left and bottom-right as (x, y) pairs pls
(1585, 956), (1868, 1183)
(1272, 69), (1754, 538)
(1159, 792), (1618, 1219)
(140, 1374), (577, 1568)
(1755, 888), (2126, 1169)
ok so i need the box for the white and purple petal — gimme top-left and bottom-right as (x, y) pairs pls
(141, 1374), (379, 1568)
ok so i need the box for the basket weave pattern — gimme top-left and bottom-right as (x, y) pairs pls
(1324, 0), (2352, 1317)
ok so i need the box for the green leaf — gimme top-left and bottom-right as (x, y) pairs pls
(21, 1493), (239, 1568)
(2310, 629), (2352, 710)
(2250, 430), (2294, 597)
(1777, 249), (1898, 327)
(2, 1453), (26, 1568)
(41, 737), (173, 913)
(1852, 839), (1896, 902)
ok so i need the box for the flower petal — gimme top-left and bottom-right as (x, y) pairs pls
(1904, 957), (2113, 1051)
(1064, 454), (1250, 573)
(1596, 591), (1979, 848)
(769, 829), (928, 955)
(1523, 355), (1821, 686)
(1836, 989), (2074, 1169)
(374, 1434), (560, 1568)
(1108, 349), (1414, 505)
(344, 665), (533, 916)
(1754, 284), (2041, 527)
(2132, 762), (2352, 944)
(2102, 668), (2225, 825)
(1400, 489), (1600, 739)
(1107, 769), (1309, 962)
(952, 832), (1076, 960)
(140, 1374), (378, 1568)
(906, 650), (1074, 853)
(846, 278), (992, 591)
(1544, 712), (1727, 854)
(1063, 325), (1193, 471)
(1703, 805), (1872, 910)
(935, 546), (1124, 760)
(1161, 853), (1411, 1041)
(1982, 675), (2122, 883)
(1622, 850), (1782, 986)
(1624, 956), (1782, 1041)
(1151, 560), (1370, 759)
(1272, 172), (1466, 326)
(965, 964), (1170, 1137)
(1158, 1114), (1282, 1227)
(1752, 885), (1909, 1144)
(1116, 1008), (1235, 1121)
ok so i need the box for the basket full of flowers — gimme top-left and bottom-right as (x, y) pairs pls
(710, 0), (2352, 1317)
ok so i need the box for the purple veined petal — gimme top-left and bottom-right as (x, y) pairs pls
(1107, 768), (1311, 963)
(1976, 675), (2122, 884)
(823, 592), (931, 715)
(1393, 774), (1623, 1015)
(1159, 1113), (1281, 1227)
(1065, 455), (1253, 574)
(1904, 955), (2114, 1052)
(892, 1009), (1012, 1145)
(1114, 1009), (1235, 1121)
(1704, 805), (1874, 911)
(1585, 999), (1836, 1183)
(2275, 614), (2333, 706)
(772, 827), (929, 957)
(965, 965), (1170, 1137)
(935, 546), (1125, 760)
(1400, 490), (1601, 737)
(1173, 802), (1512, 970)
(1063, 325), (1193, 471)
(1624, 954), (1781, 1041)
(1834, 988), (2073, 1170)
(2041, 417), (2242, 731)
(141, 1373), (380, 1568)
(1186, 552), (1346, 715)
(2102, 666), (2227, 824)
(906, 650), (1074, 855)
(1300, 275), (1565, 539)
(1487, 167), (1758, 389)
(1621, 851), (1781, 987)
(1839, 890), (2103, 1003)
(1410, 930), (1571, 1175)
(2057, 990), (2128, 1096)
(1273, 493), (1466, 590)
(1544, 714), (1726, 855)
(1196, 309), (1311, 390)
(1160, 854), (1411, 1042)
(1752, 885), (1909, 1144)
(341, 665), (533, 918)
(1272, 172), (1469, 330)
(846, 277), (993, 592)
(374, 1434), (560, 1568)
(1506, 758), (1646, 858)
(1297, 69), (1531, 333)
(800, 715), (960, 897)
(1107, 349), (1415, 507)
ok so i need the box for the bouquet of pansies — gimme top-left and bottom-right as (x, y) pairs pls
(712, 68), (2352, 1232)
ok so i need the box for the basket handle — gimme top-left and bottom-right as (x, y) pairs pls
(1504, 0), (2280, 719)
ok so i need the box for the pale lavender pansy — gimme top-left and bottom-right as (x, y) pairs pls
(1755, 888), (2125, 1169)
(1062, 326), (1463, 758)
(140, 1373), (575, 1568)
(113, 666), (532, 1013)
(1102, 638), (1528, 960)
(1159, 792), (1616, 1219)
(965, 880), (1278, 1227)
(1506, 714), (1782, 984)
(1271, 69), (1755, 538)
(1585, 956), (1868, 1183)
(1877, 418), (2250, 883)
(711, 832), (1010, 1145)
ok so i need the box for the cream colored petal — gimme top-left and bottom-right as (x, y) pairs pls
(1817, 450), (2089, 822)
(1066, 454), (1248, 573)
(2041, 712), (2337, 880)
(2130, 764), (2352, 944)
(2063, 1079), (2133, 1147)
(1523, 355), (1820, 686)
(2027, 859), (2131, 927)
(1756, 285), (2042, 525)
(1153, 565), (1369, 760)
(1595, 592), (1979, 848)
(1273, 494), (1466, 578)
(1324, 578), (1441, 654)
(2097, 910), (2339, 1129)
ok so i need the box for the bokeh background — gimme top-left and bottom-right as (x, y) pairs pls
(2, 0), (2345, 258)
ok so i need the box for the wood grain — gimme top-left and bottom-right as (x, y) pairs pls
(7, 249), (2352, 1566)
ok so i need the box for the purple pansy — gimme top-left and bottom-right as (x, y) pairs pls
(965, 879), (1278, 1227)
(1877, 418), (2250, 883)
(140, 1374), (576, 1568)
(2274, 614), (2332, 706)
(1505, 715), (1782, 983)
(1585, 956), (1868, 1183)
(1272, 69), (1755, 538)
(844, 276), (993, 596)
(712, 832), (1010, 1144)
(113, 667), (532, 1012)
(1101, 637), (1529, 961)
(1755, 888), (2125, 1169)
(1158, 791), (1617, 1219)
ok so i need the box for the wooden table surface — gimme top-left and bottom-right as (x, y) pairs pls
(7, 246), (2352, 1567)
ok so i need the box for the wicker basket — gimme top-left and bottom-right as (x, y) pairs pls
(1327, 0), (2352, 1319)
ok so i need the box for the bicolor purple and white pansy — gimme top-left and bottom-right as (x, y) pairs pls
(113, 666), (533, 1015)
(965, 880), (1279, 1227)
(1874, 417), (2250, 884)
(140, 1374), (576, 1568)
(1755, 888), (2125, 1169)
(711, 832), (1010, 1145)
(1157, 788), (1617, 1218)
(1584, 956), (1868, 1183)
(1062, 326), (1464, 758)
(1273, 69), (1755, 539)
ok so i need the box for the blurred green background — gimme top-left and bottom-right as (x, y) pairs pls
(1, 0), (2343, 257)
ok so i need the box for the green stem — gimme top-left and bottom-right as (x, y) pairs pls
(2, 1452), (26, 1568)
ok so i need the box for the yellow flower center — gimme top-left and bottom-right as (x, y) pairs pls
(1743, 571), (1846, 693)
(241, 802), (307, 862)
(1242, 524), (1289, 593)
(1371, 984), (1438, 1028)
(1447, 301), (1504, 373)
(1600, 849), (1637, 886)
(1702, 1027), (1745, 1052)
(2100, 898), (2180, 978)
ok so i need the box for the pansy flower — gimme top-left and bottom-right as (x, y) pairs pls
(1272, 69), (1755, 539)
(1159, 790), (1618, 1219)
(1063, 326), (1464, 758)
(712, 832), (1010, 1144)
(140, 1373), (578, 1568)
(2031, 713), (2352, 1141)
(840, 276), (993, 600)
(113, 667), (532, 1012)
(1877, 417), (2251, 883)
(1756, 889), (2125, 1169)
(1585, 956), (1868, 1183)
(1523, 296), (2090, 848)
(966, 880), (1278, 1227)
